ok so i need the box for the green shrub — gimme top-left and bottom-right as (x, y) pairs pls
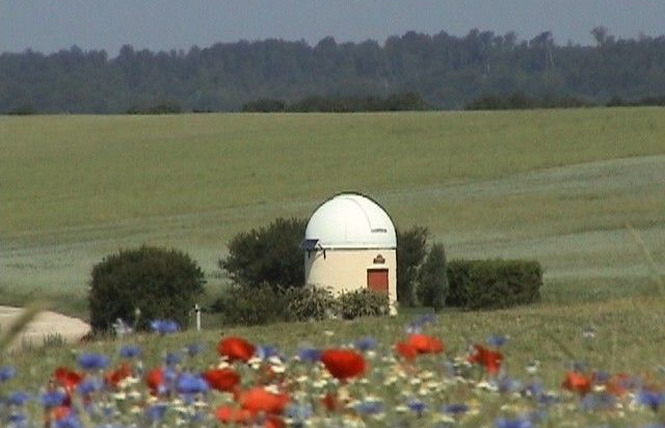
(219, 217), (307, 290)
(126, 102), (183, 114)
(446, 259), (542, 310)
(88, 246), (205, 333)
(284, 286), (338, 322)
(212, 284), (288, 326)
(417, 242), (448, 311)
(210, 284), (388, 326)
(337, 289), (389, 320)
(446, 261), (471, 307)
(242, 98), (286, 112)
(7, 105), (38, 115)
(397, 226), (429, 307)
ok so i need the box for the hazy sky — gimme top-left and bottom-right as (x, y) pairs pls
(2, 0), (664, 56)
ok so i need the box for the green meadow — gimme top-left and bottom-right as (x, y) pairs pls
(2, 109), (665, 427)
(1, 108), (665, 316)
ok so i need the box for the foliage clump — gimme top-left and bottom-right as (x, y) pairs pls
(284, 286), (338, 322)
(126, 101), (183, 114)
(417, 242), (449, 312)
(464, 92), (593, 110)
(337, 289), (389, 320)
(212, 285), (385, 326)
(396, 225), (429, 307)
(216, 217), (542, 326)
(219, 217), (307, 291)
(88, 246), (205, 333)
(447, 259), (542, 310)
(211, 285), (289, 326)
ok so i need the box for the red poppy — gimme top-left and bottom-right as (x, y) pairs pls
(320, 349), (367, 380)
(145, 368), (164, 395)
(44, 405), (72, 425)
(217, 336), (256, 363)
(203, 368), (241, 393)
(395, 341), (418, 362)
(322, 392), (341, 412)
(406, 334), (445, 354)
(265, 415), (285, 428)
(239, 387), (290, 415)
(604, 373), (631, 397)
(215, 405), (252, 424)
(562, 371), (592, 396)
(105, 362), (132, 389)
(468, 344), (503, 375)
(54, 367), (84, 392)
(52, 405), (71, 420)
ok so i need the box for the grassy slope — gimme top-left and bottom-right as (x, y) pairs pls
(7, 295), (665, 400)
(1, 108), (665, 316)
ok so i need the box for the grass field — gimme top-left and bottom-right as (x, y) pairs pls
(2, 108), (665, 427)
(1, 108), (665, 317)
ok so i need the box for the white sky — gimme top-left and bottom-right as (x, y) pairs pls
(2, 0), (664, 56)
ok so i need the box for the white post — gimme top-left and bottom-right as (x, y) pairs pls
(194, 304), (201, 331)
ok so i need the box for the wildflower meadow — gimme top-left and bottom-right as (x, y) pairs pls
(1, 303), (665, 428)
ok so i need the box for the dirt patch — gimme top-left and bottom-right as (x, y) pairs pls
(0, 306), (90, 352)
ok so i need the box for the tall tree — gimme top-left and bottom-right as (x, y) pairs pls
(417, 242), (448, 312)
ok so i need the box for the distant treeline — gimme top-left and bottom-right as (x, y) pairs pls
(465, 93), (665, 110)
(242, 92), (430, 112)
(8, 92), (665, 116)
(2, 27), (665, 114)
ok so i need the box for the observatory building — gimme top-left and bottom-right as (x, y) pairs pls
(303, 193), (397, 313)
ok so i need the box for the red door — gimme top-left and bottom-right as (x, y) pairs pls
(367, 269), (389, 294)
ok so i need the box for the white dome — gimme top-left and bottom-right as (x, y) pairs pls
(305, 193), (397, 249)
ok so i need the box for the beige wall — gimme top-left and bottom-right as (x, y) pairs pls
(305, 248), (397, 314)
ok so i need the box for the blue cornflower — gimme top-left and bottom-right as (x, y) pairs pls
(498, 375), (522, 393)
(163, 366), (178, 384)
(286, 403), (314, 421)
(0, 366), (17, 381)
(7, 390), (31, 406)
(581, 392), (616, 411)
(638, 389), (665, 412)
(256, 344), (280, 360)
(150, 319), (180, 334)
(185, 343), (205, 356)
(442, 403), (469, 416)
(77, 378), (104, 396)
(298, 347), (322, 363)
(354, 337), (378, 352)
(145, 404), (169, 423)
(8, 412), (28, 427)
(406, 314), (437, 334)
(119, 344), (142, 359)
(593, 370), (612, 383)
(78, 353), (110, 371)
(165, 352), (182, 366)
(487, 334), (509, 348)
(356, 399), (384, 415)
(406, 398), (427, 415)
(523, 382), (558, 405)
(41, 390), (67, 408)
(495, 417), (533, 428)
(524, 382), (544, 397)
(176, 373), (209, 395)
(54, 413), (82, 428)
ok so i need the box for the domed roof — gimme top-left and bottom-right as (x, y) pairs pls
(305, 193), (396, 249)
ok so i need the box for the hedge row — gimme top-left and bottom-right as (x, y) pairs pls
(211, 285), (389, 326)
(446, 259), (543, 310)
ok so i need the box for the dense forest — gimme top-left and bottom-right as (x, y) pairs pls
(2, 27), (665, 113)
